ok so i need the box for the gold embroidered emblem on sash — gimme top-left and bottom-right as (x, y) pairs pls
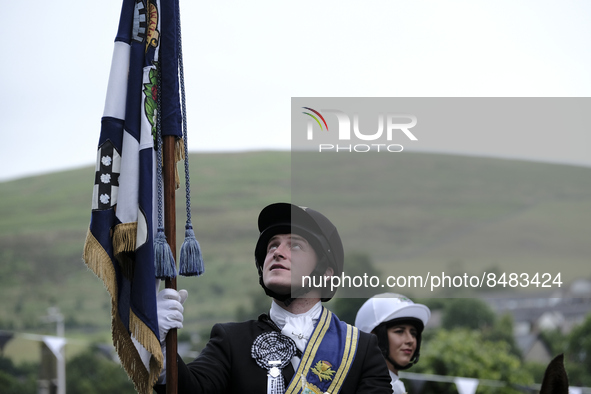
(311, 360), (336, 382)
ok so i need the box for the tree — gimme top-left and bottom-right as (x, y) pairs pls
(441, 298), (496, 331)
(485, 313), (521, 359)
(413, 329), (534, 394)
(234, 290), (270, 322)
(328, 252), (382, 325)
(0, 357), (37, 394)
(566, 312), (591, 386)
(66, 345), (136, 394)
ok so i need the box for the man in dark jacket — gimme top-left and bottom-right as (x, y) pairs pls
(155, 203), (392, 393)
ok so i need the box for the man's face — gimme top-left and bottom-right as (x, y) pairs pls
(262, 233), (318, 295)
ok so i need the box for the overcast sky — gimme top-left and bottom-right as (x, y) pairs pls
(1, 1), (590, 181)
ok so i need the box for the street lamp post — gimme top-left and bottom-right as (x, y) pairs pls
(41, 307), (65, 394)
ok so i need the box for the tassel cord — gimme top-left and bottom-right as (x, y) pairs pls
(177, 4), (204, 277)
(154, 60), (176, 279)
(177, 4), (192, 225)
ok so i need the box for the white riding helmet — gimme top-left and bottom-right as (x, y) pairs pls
(355, 293), (430, 334)
(355, 293), (430, 370)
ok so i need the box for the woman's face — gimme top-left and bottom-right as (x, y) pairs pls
(386, 324), (417, 373)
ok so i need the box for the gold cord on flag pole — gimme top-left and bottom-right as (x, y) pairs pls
(163, 135), (179, 394)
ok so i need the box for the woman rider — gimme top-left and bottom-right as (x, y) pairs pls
(355, 293), (430, 394)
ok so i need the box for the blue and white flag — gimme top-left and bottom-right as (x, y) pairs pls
(83, 0), (182, 392)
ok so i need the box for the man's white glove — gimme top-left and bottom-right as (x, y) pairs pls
(157, 288), (188, 344)
(156, 288), (188, 384)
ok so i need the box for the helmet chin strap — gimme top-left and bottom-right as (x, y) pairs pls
(386, 354), (417, 371)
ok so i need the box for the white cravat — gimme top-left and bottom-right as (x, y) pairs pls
(270, 301), (322, 371)
(390, 370), (407, 394)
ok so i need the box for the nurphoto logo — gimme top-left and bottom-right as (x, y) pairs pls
(301, 107), (418, 153)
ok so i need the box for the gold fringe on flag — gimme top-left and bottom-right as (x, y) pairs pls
(112, 222), (138, 279)
(83, 229), (163, 394)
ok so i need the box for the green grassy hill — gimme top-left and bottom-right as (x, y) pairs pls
(0, 152), (290, 336)
(1, 150), (590, 358)
(290, 152), (591, 290)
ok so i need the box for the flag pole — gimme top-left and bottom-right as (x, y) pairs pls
(163, 135), (178, 394)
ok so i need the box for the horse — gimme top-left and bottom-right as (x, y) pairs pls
(539, 354), (569, 394)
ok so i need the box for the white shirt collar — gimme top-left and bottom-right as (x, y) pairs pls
(269, 300), (323, 330)
(390, 370), (407, 394)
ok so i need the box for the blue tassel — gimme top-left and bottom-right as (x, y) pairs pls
(154, 229), (177, 279)
(179, 224), (205, 277)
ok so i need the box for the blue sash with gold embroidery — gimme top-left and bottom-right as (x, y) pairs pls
(285, 308), (359, 394)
